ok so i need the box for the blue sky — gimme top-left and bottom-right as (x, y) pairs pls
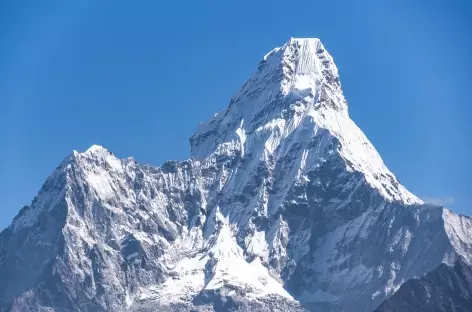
(0, 0), (471, 229)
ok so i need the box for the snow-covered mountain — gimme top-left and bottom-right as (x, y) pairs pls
(1, 38), (471, 312)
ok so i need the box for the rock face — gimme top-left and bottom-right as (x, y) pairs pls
(0, 38), (471, 312)
(375, 259), (472, 312)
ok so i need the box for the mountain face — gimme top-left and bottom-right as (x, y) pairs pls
(1, 38), (471, 312)
(375, 259), (472, 312)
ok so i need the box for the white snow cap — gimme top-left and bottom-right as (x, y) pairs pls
(191, 37), (422, 205)
(72, 144), (110, 158)
(257, 37), (344, 108)
(85, 144), (108, 154)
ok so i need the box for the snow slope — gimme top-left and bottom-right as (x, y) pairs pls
(0, 38), (470, 312)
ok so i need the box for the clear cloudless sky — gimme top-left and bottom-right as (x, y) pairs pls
(0, 0), (471, 229)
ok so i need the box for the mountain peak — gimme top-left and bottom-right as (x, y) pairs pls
(71, 144), (119, 165)
(191, 38), (344, 154)
(260, 37), (341, 102)
(288, 37), (321, 44)
(282, 37), (324, 58)
(190, 38), (420, 205)
(85, 144), (107, 153)
(264, 37), (322, 59)
(73, 144), (109, 157)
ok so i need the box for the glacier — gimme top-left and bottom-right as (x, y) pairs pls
(1, 38), (471, 312)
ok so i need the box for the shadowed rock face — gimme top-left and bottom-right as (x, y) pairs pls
(1, 38), (471, 312)
(375, 259), (472, 312)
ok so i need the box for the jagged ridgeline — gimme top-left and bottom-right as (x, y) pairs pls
(1, 38), (471, 312)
